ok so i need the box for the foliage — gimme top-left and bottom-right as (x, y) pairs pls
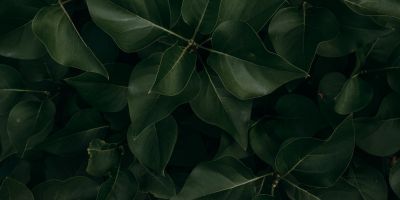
(1, 0), (400, 199)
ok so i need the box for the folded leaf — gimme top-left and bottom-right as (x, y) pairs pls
(32, 5), (108, 78)
(208, 21), (307, 100)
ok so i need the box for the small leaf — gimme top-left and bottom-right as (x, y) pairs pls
(86, 139), (120, 177)
(390, 161), (400, 198)
(208, 21), (307, 100)
(33, 176), (98, 200)
(275, 116), (355, 187)
(128, 116), (178, 175)
(97, 169), (138, 200)
(151, 45), (197, 96)
(86, 0), (172, 52)
(190, 71), (252, 149)
(32, 5), (108, 78)
(0, 177), (34, 200)
(334, 76), (374, 115)
(128, 53), (199, 134)
(269, 6), (339, 71)
(7, 99), (55, 156)
(65, 64), (130, 112)
(0, 64), (23, 115)
(172, 157), (263, 200)
(41, 109), (108, 155)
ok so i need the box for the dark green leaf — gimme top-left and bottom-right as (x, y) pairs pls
(0, 64), (23, 115)
(390, 161), (400, 198)
(0, 177), (34, 200)
(86, 139), (120, 177)
(97, 169), (138, 200)
(208, 21), (307, 100)
(32, 5), (108, 78)
(346, 165), (388, 200)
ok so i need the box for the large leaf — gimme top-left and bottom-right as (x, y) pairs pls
(0, 64), (23, 115)
(41, 109), (108, 155)
(130, 163), (176, 199)
(127, 116), (178, 175)
(346, 165), (388, 200)
(190, 71), (252, 149)
(208, 21), (307, 100)
(311, 180), (363, 200)
(86, 139), (120, 177)
(344, 0), (400, 20)
(269, 6), (338, 71)
(86, 0), (172, 52)
(355, 93), (400, 156)
(334, 76), (374, 115)
(0, 177), (34, 200)
(32, 4), (108, 77)
(128, 53), (199, 134)
(284, 179), (320, 200)
(97, 169), (138, 200)
(33, 176), (98, 200)
(65, 63), (130, 112)
(0, 0), (46, 59)
(150, 45), (197, 96)
(7, 100), (55, 157)
(172, 157), (265, 200)
(181, 0), (221, 35)
(275, 117), (355, 187)
(390, 161), (400, 198)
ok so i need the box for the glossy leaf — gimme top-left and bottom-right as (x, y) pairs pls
(97, 169), (138, 200)
(86, 0), (171, 52)
(32, 5), (108, 77)
(150, 45), (197, 96)
(334, 77), (374, 115)
(172, 157), (262, 200)
(7, 100), (55, 156)
(86, 139), (120, 177)
(0, 64), (23, 115)
(33, 176), (98, 200)
(190, 71), (252, 149)
(41, 109), (108, 155)
(65, 63), (130, 112)
(181, 0), (221, 34)
(0, 177), (34, 200)
(208, 21), (307, 100)
(344, 0), (400, 20)
(275, 117), (355, 187)
(269, 6), (338, 71)
(249, 120), (281, 166)
(127, 116), (178, 175)
(128, 53), (199, 134)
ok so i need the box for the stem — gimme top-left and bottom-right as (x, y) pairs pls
(353, 66), (400, 77)
(1, 89), (50, 95)
(258, 177), (266, 194)
(270, 173), (281, 196)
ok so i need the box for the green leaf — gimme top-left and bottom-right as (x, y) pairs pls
(355, 93), (400, 156)
(390, 161), (400, 198)
(208, 21), (307, 100)
(344, 0), (400, 20)
(0, 177), (34, 200)
(65, 64), (130, 112)
(284, 179), (320, 200)
(317, 1), (388, 57)
(387, 70), (400, 93)
(190, 71), (252, 149)
(172, 157), (264, 200)
(86, 0), (174, 52)
(128, 53), (199, 134)
(217, 0), (284, 31)
(311, 180), (363, 200)
(41, 109), (108, 155)
(33, 176), (98, 200)
(86, 139), (120, 177)
(0, 64), (23, 115)
(334, 77), (374, 115)
(150, 45), (197, 96)
(197, 183), (256, 200)
(32, 4), (108, 78)
(269, 6), (338, 71)
(346, 165), (388, 200)
(7, 99), (55, 156)
(127, 116), (178, 175)
(0, 0), (46, 59)
(130, 163), (176, 199)
(249, 120), (280, 166)
(275, 117), (355, 187)
(181, 0), (221, 34)
(97, 169), (138, 200)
